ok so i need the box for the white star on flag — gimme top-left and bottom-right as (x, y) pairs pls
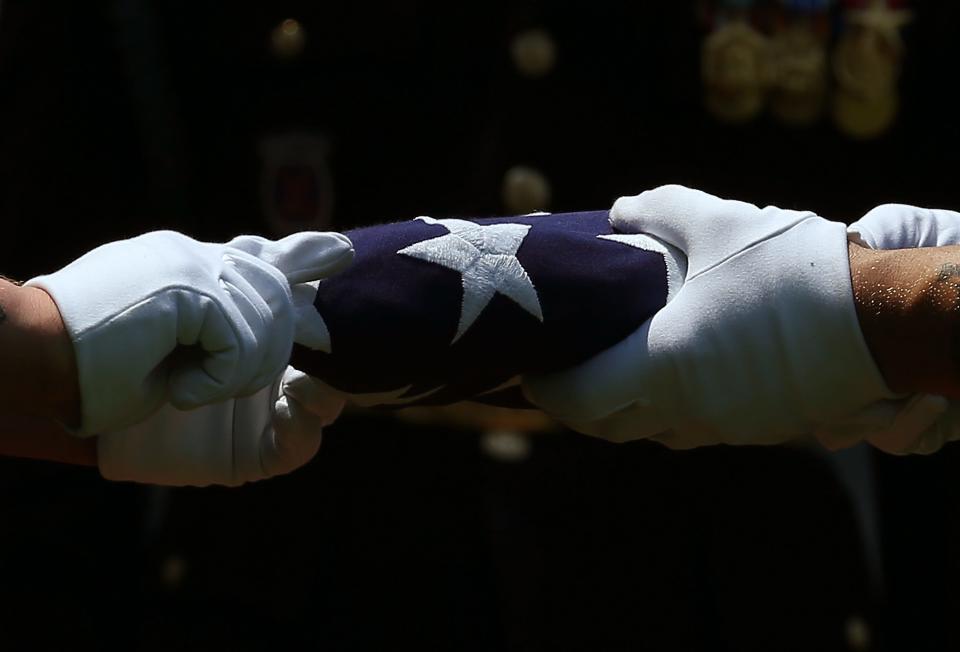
(399, 216), (544, 343)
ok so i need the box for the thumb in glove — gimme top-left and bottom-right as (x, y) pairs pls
(97, 365), (345, 487)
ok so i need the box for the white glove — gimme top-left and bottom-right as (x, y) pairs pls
(25, 230), (352, 435)
(837, 203), (960, 454)
(849, 204), (960, 250)
(523, 185), (894, 448)
(97, 366), (344, 486)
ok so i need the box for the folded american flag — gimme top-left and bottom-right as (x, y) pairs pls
(289, 211), (684, 408)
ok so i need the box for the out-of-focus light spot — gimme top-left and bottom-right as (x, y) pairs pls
(511, 29), (556, 78)
(160, 555), (187, 590)
(480, 430), (532, 463)
(845, 615), (872, 651)
(502, 165), (551, 215)
(271, 18), (306, 60)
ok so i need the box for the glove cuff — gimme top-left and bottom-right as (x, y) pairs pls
(25, 273), (104, 435)
(781, 218), (897, 421)
(25, 270), (168, 436)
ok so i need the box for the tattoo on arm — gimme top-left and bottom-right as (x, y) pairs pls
(0, 275), (23, 326)
(0, 275), (22, 286)
(938, 263), (960, 284)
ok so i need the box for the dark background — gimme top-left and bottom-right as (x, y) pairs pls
(0, 1), (959, 650)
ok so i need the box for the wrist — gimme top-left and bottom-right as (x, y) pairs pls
(849, 242), (960, 397)
(12, 284), (81, 426)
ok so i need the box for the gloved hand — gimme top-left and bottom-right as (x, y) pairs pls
(849, 203), (960, 250)
(96, 365), (344, 486)
(837, 203), (960, 454)
(523, 185), (895, 448)
(25, 230), (353, 435)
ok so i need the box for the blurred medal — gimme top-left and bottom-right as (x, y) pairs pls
(832, 89), (898, 139)
(832, 0), (912, 138)
(702, 21), (773, 123)
(259, 132), (334, 237)
(767, 0), (832, 126)
(768, 23), (828, 125)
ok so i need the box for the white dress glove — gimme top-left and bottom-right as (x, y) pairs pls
(523, 185), (894, 448)
(25, 230), (352, 435)
(837, 203), (960, 454)
(97, 366), (344, 487)
(849, 204), (960, 250)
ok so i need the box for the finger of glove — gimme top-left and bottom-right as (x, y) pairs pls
(866, 394), (951, 455)
(167, 272), (280, 408)
(167, 292), (247, 409)
(814, 399), (909, 451)
(227, 232), (354, 285)
(219, 260), (295, 394)
(261, 393), (329, 478)
(558, 400), (672, 444)
(281, 366), (346, 424)
(207, 375), (286, 487)
(905, 399), (960, 455)
(849, 204), (960, 250)
(222, 250), (293, 321)
(814, 394), (953, 455)
(98, 401), (237, 487)
(291, 281), (332, 352)
(610, 185), (812, 277)
(523, 317), (667, 423)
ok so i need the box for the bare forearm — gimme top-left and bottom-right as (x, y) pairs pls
(0, 279), (91, 465)
(0, 279), (80, 426)
(0, 416), (96, 466)
(849, 242), (960, 398)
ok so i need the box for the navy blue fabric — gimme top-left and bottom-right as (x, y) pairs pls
(290, 211), (668, 407)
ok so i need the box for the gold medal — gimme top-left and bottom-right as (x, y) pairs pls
(832, 88), (898, 139)
(702, 22), (772, 123)
(768, 24), (828, 126)
(833, 26), (902, 100)
(832, 1), (911, 138)
(845, 0), (912, 49)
